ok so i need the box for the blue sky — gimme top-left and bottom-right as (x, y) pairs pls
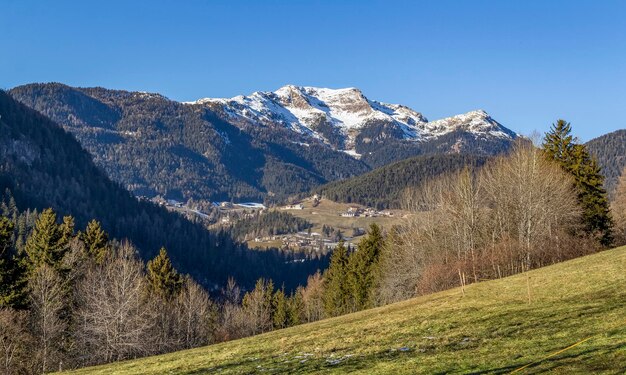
(2, 0), (625, 141)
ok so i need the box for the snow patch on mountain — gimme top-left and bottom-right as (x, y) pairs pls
(424, 110), (516, 140)
(186, 85), (517, 155)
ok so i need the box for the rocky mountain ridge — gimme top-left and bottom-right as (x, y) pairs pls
(188, 85), (518, 158)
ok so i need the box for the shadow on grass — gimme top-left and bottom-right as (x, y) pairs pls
(468, 341), (626, 375)
(179, 284), (626, 374)
(179, 348), (417, 374)
(175, 337), (626, 374)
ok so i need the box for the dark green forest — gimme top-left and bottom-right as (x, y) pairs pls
(358, 128), (514, 168)
(9, 83), (369, 203)
(317, 154), (488, 209)
(229, 211), (313, 241)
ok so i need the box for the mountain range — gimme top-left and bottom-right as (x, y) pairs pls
(9, 83), (519, 203)
(190, 85), (517, 160)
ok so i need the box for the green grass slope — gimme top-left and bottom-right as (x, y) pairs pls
(63, 247), (626, 374)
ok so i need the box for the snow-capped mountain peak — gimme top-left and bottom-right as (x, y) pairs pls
(423, 109), (517, 140)
(186, 85), (517, 157)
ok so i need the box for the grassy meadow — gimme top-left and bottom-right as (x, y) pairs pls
(61, 246), (626, 374)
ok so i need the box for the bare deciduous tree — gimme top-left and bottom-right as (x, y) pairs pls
(74, 242), (154, 366)
(482, 141), (582, 270)
(612, 167), (626, 246)
(216, 277), (246, 342)
(0, 308), (33, 375)
(173, 277), (217, 349)
(300, 271), (325, 322)
(29, 264), (66, 373)
(381, 141), (585, 300)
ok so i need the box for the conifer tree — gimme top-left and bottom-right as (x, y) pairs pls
(59, 216), (75, 247)
(542, 120), (575, 163)
(8, 195), (18, 223)
(322, 241), (349, 316)
(286, 289), (304, 326)
(570, 144), (613, 246)
(0, 217), (25, 307)
(0, 217), (12, 260)
(542, 120), (613, 246)
(272, 288), (288, 329)
(346, 224), (384, 311)
(15, 214), (27, 252)
(24, 209), (71, 270)
(146, 247), (184, 301)
(82, 220), (109, 264)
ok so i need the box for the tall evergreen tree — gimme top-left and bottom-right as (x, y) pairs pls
(23, 209), (71, 270)
(0, 216), (27, 308)
(146, 247), (184, 301)
(81, 220), (109, 264)
(272, 288), (288, 329)
(542, 120), (575, 163)
(570, 144), (614, 246)
(0, 217), (13, 260)
(59, 216), (75, 247)
(542, 120), (613, 246)
(286, 289), (304, 326)
(322, 241), (350, 317)
(346, 224), (384, 311)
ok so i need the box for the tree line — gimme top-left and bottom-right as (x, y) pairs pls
(379, 122), (613, 300)
(0, 206), (217, 373)
(216, 224), (386, 336)
(0, 203), (353, 373)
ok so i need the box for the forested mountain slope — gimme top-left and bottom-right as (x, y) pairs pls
(8, 84), (369, 203)
(0, 90), (325, 290)
(10, 83), (518, 204)
(316, 154), (488, 209)
(586, 129), (626, 196)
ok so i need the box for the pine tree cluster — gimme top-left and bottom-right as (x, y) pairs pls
(542, 120), (614, 246)
(322, 224), (384, 316)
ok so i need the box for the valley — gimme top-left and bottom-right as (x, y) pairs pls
(245, 198), (410, 251)
(3, 2), (626, 374)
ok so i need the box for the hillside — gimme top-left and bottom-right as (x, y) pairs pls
(0, 90), (324, 291)
(9, 83), (517, 204)
(586, 129), (626, 196)
(62, 246), (626, 374)
(317, 154), (488, 209)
